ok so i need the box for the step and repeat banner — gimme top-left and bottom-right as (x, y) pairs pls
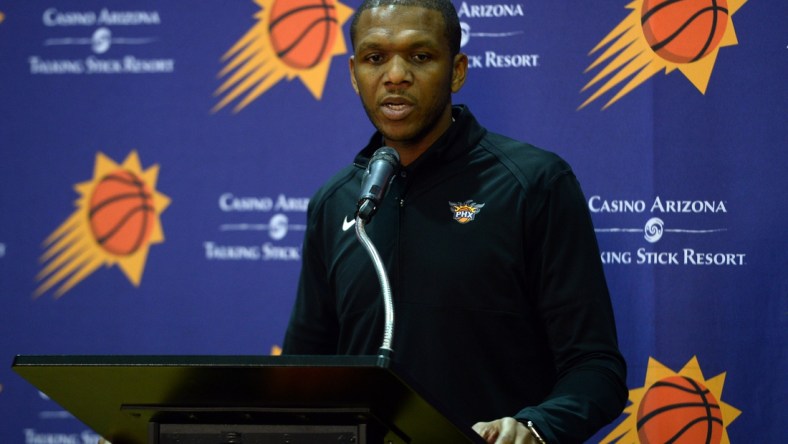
(1, 1), (785, 442)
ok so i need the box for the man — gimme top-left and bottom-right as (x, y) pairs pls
(283, 1), (628, 443)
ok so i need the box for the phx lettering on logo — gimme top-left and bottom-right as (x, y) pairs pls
(35, 151), (170, 298)
(579, 0), (748, 110)
(213, 0), (354, 112)
(600, 356), (741, 444)
(449, 200), (485, 224)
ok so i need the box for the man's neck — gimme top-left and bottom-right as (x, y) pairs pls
(384, 110), (454, 166)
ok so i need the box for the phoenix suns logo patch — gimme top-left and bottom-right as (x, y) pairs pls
(449, 200), (485, 224)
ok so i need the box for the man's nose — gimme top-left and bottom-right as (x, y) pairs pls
(384, 55), (411, 85)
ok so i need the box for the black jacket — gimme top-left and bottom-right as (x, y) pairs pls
(284, 105), (627, 443)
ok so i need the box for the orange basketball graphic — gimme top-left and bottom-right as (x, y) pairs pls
(89, 169), (155, 256)
(637, 375), (724, 444)
(641, 0), (729, 63)
(268, 0), (339, 69)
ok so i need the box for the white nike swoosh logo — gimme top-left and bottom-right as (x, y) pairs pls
(342, 216), (356, 232)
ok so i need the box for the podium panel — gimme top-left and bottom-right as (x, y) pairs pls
(12, 355), (484, 444)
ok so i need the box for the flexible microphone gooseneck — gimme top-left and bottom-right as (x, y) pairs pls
(353, 147), (400, 367)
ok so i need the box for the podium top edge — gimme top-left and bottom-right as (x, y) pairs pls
(12, 354), (383, 369)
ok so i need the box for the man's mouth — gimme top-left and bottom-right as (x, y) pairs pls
(380, 97), (414, 120)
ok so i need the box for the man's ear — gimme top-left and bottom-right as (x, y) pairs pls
(349, 56), (359, 94)
(451, 53), (468, 93)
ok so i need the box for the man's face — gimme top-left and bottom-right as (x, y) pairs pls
(350, 5), (467, 158)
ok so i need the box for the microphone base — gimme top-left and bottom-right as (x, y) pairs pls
(376, 347), (394, 369)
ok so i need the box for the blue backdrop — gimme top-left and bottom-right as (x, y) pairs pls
(1, 1), (785, 442)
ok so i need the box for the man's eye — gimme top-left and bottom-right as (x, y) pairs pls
(366, 54), (384, 63)
(413, 54), (431, 62)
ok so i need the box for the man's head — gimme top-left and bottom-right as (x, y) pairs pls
(350, 0), (462, 58)
(349, 0), (468, 164)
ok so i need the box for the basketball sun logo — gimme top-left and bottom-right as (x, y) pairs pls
(35, 151), (170, 298)
(580, 0), (748, 110)
(449, 200), (485, 224)
(213, 0), (354, 112)
(601, 356), (741, 444)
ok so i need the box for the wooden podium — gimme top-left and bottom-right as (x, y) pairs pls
(12, 354), (484, 443)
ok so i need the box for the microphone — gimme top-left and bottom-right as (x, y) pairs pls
(356, 147), (400, 223)
(353, 147), (400, 367)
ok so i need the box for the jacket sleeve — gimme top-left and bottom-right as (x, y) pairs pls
(282, 199), (339, 355)
(514, 170), (628, 443)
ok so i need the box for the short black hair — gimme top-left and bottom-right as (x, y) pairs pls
(349, 0), (461, 57)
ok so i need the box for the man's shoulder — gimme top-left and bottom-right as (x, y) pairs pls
(477, 131), (574, 190)
(307, 164), (360, 213)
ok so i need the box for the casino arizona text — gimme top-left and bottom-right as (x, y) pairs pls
(43, 8), (160, 27)
(588, 196), (727, 214)
(457, 2), (524, 18)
